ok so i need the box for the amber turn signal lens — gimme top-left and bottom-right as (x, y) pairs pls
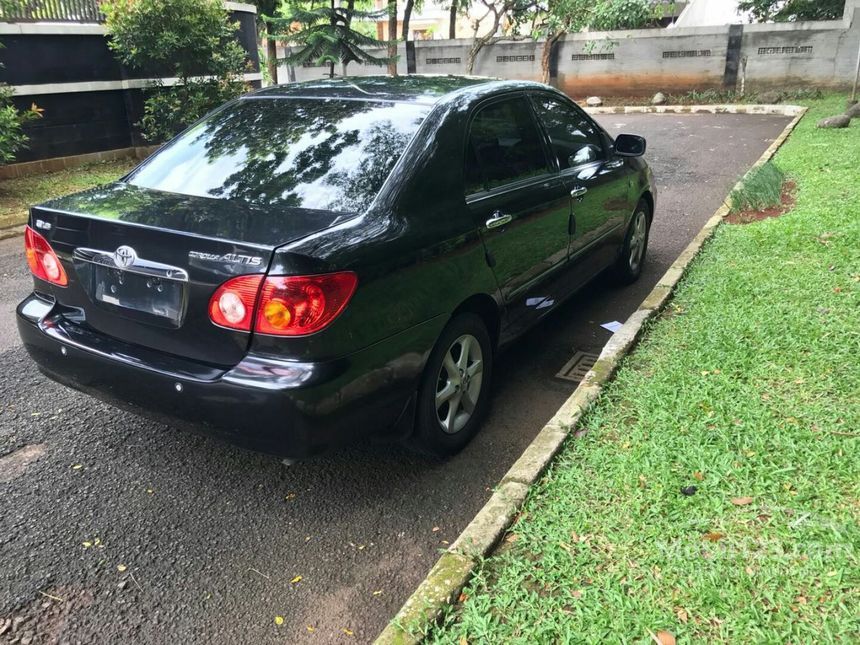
(262, 299), (292, 329)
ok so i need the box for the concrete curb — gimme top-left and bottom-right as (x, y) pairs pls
(374, 104), (808, 645)
(0, 225), (25, 242)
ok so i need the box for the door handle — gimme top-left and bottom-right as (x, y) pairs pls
(485, 210), (512, 230)
(604, 158), (624, 170)
(570, 186), (588, 199)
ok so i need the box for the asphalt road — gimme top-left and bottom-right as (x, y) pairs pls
(0, 113), (791, 644)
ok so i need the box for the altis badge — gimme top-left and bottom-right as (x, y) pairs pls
(188, 251), (263, 266)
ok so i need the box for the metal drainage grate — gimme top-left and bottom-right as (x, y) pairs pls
(556, 350), (600, 383)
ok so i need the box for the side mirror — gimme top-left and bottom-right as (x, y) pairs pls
(614, 134), (646, 157)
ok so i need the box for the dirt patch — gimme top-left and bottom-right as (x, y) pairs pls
(0, 444), (46, 484)
(725, 180), (796, 225)
(0, 587), (93, 644)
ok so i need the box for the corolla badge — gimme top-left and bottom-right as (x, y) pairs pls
(188, 250), (263, 266)
(114, 245), (138, 268)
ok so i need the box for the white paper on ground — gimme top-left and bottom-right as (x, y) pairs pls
(600, 320), (624, 333)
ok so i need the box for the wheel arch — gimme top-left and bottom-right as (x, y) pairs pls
(451, 293), (501, 353)
(639, 189), (655, 223)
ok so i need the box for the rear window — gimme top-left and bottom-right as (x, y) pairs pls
(128, 98), (430, 213)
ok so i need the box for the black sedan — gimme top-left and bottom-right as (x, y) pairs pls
(17, 76), (654, 458)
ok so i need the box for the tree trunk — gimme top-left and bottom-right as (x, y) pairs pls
(449, 1), (457, 39)
(540, 31), (562, 85)
(266, 34), (278, 85)
(402, 0), (414, 41)
(388, 0), (398, 75)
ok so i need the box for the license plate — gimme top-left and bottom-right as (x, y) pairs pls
(92, 265), (184, 323)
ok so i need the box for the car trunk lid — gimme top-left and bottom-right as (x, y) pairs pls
(31, 182), (351, 367)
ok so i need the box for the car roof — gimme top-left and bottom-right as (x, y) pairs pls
(246, 75), (552, 107)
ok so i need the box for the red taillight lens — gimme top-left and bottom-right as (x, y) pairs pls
(256, 272), (357, 336)
(24, 225), (67, 286)
(208, 274), (264, 331)
(208, 272), (357, 336)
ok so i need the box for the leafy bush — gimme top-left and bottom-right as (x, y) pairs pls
(588, 0), (653, 31)
(0, 48), (42, 164)
(103, 0), (249, 143)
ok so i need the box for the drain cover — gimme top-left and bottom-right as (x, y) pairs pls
(556, 350), (600, 383)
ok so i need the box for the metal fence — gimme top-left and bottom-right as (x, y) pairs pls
(0, 0), (104, 23)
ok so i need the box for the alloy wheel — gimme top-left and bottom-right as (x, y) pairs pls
(628, 210), (648, 272)
(435, 333), (484, 434)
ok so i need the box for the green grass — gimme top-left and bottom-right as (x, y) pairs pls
(729, 161), (786, 214)
(430, 95), (860, 643)
(0, 158), (136, 228)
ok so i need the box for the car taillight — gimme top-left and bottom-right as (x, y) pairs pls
(256, 272), (358, 336)
(208, 275), (264, 331)
(24, 225), (67, 286)
(208, 272), (357, 336)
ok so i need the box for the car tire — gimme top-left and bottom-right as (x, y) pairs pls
(411, 313), (493, 457)
(614, 199), (651, 284)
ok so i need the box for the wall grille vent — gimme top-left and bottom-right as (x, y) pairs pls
(758, 45), (813, 55)
(663, 49), (712, 58)
(426, 57), (461, 65)
(571, 53), (615, 61)
(497, 55), (535, 63)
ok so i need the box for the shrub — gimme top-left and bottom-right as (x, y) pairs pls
(730, 161), (786, 214)
(102, 0), (249, 143)
(0, 51), (42, 164)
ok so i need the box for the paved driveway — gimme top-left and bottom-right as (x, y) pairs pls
(0, 113), (791, 644)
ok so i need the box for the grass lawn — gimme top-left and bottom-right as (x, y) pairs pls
(430, 96), (859, 642)
(0, 158), (137, 229)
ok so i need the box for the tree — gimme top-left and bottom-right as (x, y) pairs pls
(251, 0), (280, 84)
(401, 0), (422, 40)
(387, 0), (397, 74)
(737, 0), (844, 22)
(268, 1), (394, 79)
(515, 0), (655, 83)
(102, 0), (249, 142)
(465, 0), (529, 74)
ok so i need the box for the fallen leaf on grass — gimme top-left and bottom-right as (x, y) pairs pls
(274, 616), (284, 626)
(703, 531), (724, 542)
(731, 496), (754, 506)
(676, 608), (688, 624)
(457, 592), (468, 603)
(459, 638), (469, 645)
(650, 630), (676, 645)
(693, 471), (704, 481)
(504, 533), (519, 543)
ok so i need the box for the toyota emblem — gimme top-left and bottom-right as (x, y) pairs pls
(114, 245), (137, 268)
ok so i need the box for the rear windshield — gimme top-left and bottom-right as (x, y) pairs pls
(128, 98), (430, 213)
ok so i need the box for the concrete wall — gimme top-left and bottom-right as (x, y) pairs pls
(279, 4), (860, 97)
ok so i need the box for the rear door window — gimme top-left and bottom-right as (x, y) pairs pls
(532, 95), (604, 170)
(465, 96), (551, 194)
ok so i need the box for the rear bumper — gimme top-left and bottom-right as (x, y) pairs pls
(17, 294), (440, 458)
